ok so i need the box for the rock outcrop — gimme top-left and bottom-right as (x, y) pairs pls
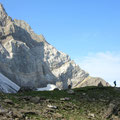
(0, 4), (110, 90)
(0, 73), (20, 93)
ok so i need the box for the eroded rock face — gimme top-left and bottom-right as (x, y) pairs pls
(0, 73), (20, 93)
(0, 4), (110, 89)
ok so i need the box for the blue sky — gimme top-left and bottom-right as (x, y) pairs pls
(1, 0), (120, 86)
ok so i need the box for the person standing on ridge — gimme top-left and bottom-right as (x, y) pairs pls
(114, 81), (116, 87)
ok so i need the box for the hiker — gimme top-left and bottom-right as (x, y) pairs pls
(114, 81), (116, 87)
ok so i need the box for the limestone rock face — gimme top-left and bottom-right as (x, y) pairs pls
(75, 76), (110, 88)
(0, 73), (20, 93)
(0, 4), (110, 89)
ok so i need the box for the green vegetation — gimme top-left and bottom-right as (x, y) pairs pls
(0, 86), (120, 120)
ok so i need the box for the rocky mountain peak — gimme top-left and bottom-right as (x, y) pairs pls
(0, 3), (6, 14)
(0, 4), (110, 91)
(0, 3), (12, 28)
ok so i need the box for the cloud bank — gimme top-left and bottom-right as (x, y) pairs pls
(75, 52), (120, 87)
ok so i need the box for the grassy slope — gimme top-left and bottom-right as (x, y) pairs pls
(0, 86), (120, 120)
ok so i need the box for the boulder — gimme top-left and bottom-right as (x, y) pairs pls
(18, 87), (36, 93)
(67, 90), (75, 95)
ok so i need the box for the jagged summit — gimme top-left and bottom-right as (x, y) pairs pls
(0, 4), (110, 90)
(0, 3), (6, 13)
(0, 3), (12, 29)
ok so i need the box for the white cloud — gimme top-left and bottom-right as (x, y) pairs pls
(75, 52), (120, 87)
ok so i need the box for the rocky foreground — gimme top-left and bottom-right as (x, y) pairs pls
(0, 87), (120, 120)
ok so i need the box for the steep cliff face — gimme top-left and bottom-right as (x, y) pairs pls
(0, 4), (110, 89)
(0, 73), (20, 93)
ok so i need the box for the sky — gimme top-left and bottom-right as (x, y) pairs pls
(0, 0), (120, 86)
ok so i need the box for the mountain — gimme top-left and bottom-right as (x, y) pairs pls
(0, 3), (110, 90)
(0, 73), (20, 93)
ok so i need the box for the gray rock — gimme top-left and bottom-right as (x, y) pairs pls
(82, 93), (86, 96)
(105, 101), (120, 119)
(98, 81), (104, 87)
(47, 105), (58, 109)
(67, 90), (75, 94)
(30, 97), (41, 104)
(88, 113), (95, 118)
(0, 73), (20, 93)
(0, 108), (8, 115)
(60, 97), (70, 101)
(4, 99), (14, 105)
(53, 113), (63, 119)
(0, 4), (110, 91)
(18, 87), (36, 93)
(12, 110), (23, 119)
